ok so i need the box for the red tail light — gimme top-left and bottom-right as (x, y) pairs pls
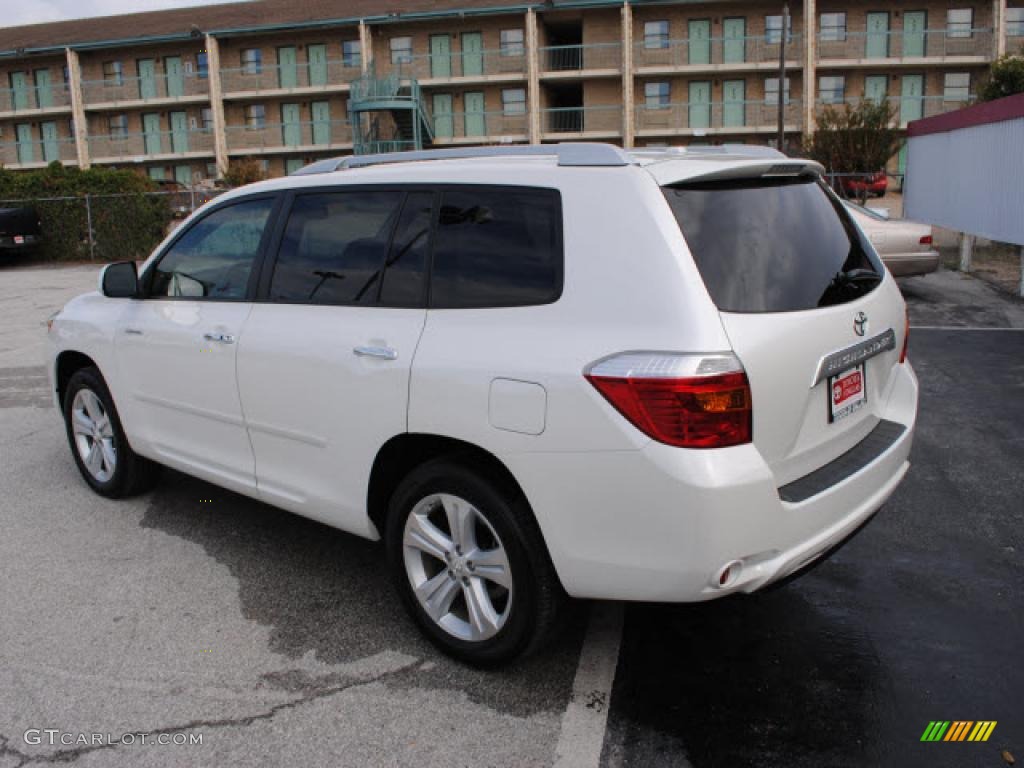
(900, 307), (910, 363)
(919, 234), (933, 245)
(585, 353), (752, 448)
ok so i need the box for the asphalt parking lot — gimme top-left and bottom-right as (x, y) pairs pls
(0, 264), (1021, 768)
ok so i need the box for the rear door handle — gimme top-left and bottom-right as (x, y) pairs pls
(353, 345), (398, 361)
(203, 332), (235, 345)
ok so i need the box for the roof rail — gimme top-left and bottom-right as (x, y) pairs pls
(290, 142), (632, 176)
(629, 145), (787, 161)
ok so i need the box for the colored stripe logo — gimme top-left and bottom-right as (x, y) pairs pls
(921, 721), (997, 742)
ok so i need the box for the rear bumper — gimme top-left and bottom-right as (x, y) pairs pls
(0, 234), (40, 250)
(506, 361), (918, 602)
(884, 250), (940, 277)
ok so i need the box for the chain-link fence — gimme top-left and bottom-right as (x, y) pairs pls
(0, 189), (226, 263)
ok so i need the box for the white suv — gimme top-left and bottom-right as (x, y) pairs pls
(48, 144), (917, 664)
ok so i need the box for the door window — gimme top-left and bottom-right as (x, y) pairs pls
(149, 198), (274, 300)
(380, 192), (434, 307)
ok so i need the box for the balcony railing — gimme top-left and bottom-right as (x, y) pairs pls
(817, 28), (993, 60)
(814, 95), (975, 126)
(542, 105), (622, 135)
(539, 43), (622, 74)
(0, 84), (72, 113)
(225, 120), (353, 151)
(635, 34), (803, 69)
(220, 60), (361, 94)
(430, 110), (528, 141)
(80, 73), (209, 106)
(390, 49), (527, 80)
(636, 100), (803, 133)
(87, 129), (215, 160)
(0, 136), (77, 166)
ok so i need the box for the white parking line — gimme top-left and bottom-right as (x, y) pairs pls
(910, 325), (1024, 331)
(553, 602), (624, 768)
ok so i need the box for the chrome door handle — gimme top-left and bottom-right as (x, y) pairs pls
(124, 328), (143, 336)
(353, 345), (398, 361)
(203, 332), (235, 344)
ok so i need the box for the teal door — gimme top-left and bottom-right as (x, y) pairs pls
(148, 166), (166, 180)
(432, 93), (454, 137)
(464, 91), (485, 136)
(278, 47), (298, 88)
(897, 144), (908, 178)
(285, 157), (304, 175)
(308, 44), (328, 86)
(311, 101), (330, 144)
(169, 111), (189, 153)
(143, 113), (163, 155)
(688, 20), (711, 65)
(174, 165), (192, 185)
(138, 59), (157, 99)
(900, 74), (924, 123)
(903, 11), (927, 57)
(41, 122), (59, 162)
(723, 79), (745, 127)
(462, 33), (483, 77)
(281, 103), (302, 146)
(165, 56), (184, 98)
(15, 124), (34, 164)
(10, 72), (29, 111)
(688, 81), (711, 129)
(34, 70), (52, 108)
(865, 13), (890, 58)
(865, 74), (888, 103)
(723, 18), (746, 63)
(430, 35), (452, 78)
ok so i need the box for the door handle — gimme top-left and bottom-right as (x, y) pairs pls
(353, 345), (398, 361)
(124, 328), (144, 336)
(203, 332), (235, 344)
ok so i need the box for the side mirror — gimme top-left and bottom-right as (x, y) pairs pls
(100, 261), (139, 298)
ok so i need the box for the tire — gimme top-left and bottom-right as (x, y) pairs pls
(63, 366), (161, 498)
(385, 457), (565, 665)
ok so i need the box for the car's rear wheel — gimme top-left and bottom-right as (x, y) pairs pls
(385, 458), (564, 665)
(63, 367), (161, 498)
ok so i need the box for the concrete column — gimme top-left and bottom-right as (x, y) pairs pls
(621, 3), (634, 149)
(359, 20), (373, 73)
(204, 34), (229, 178)
(959, 233), (975, 272)
(802, 0), (817, 137)
(526, 9), (541, 144)
(65, 48), (90, 169)
(995, 0), (1007, 57)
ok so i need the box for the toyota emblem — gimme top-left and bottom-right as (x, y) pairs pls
(853, 312), (868, 337)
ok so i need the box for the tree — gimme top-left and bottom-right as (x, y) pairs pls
(802, 100), (903, 204)
(222, 157), (268, 188)
(978, 52), (1024, 102)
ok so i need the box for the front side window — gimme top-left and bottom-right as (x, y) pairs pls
(244, 104), (266, 129)
(342, 40), (362, 67)
(431, 187), (562, 309)
(765, 15), (792, 44)
(947, 8), (973, 37)
(818, 75), (846, 103)
(943, 72), (970, 101)
(241, 48), (263, 74)
(150, 198), (274, 300)
(1008, 8), (1024, 35)
(764, 76), (790, 105)
(108, 114), (128, 137)
(820, 12), (847, 41)
(103, 61), (124, 86)
(501, 29), (525, 56)
(502, 88), (526, 115)
(645, 81), (671, 108)
(644, 21), (670, 49)
(390, 37), (413, 64)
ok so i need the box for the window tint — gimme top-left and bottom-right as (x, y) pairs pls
(270, 191), (404, 305)
(380, 192), (433, 307)
(662, 178), (883, 313)
(430, 187), (561, 309)
(150, 198), (273, 300)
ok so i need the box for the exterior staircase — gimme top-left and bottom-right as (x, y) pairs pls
(348, 69), (434, 155)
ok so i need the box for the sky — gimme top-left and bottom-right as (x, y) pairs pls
(6, 0), (242, 28)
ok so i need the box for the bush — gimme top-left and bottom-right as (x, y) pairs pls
(222, 158), (268, 188)
(978, 53), (1024, 102)
(0, 162), (172, 262)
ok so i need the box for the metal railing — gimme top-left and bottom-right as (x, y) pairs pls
(225, 119), (352, 150)
(80, 72), (209, 106)
(0, 136), (77, 166)
(636, 100), (803, 132)
(430, 110), (528, 141)
(390, 48), (527, 80)
(542, 105), (622, 135)
(817, 28), (994, 60)
(87, 129), (215, 160)
(539, 43), (622, 73)
(634, 34), (803, 69)
(814, 95), (975, 126)
(220, 59), (361, 94)
(0, 84), (72, 113)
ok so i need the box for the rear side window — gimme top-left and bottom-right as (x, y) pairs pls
(662, 178), (883, 313)
(430, 187), (562, 309)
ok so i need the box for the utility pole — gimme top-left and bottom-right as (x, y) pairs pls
(777, 2), (790, 152)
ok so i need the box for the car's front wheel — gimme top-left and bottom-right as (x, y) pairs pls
(386, 459), (564, 665)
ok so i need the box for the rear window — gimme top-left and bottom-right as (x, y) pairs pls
(662, 177), (883, 313)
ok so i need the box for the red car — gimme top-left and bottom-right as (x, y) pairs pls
(841, 171), (888, 198)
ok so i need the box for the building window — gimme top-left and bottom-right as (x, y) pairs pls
(390, 37), (413, 64)
(108, 114), (128, 137)
(103, 61), (124, 86)
(765, 15), (792, 44)
(1006, 7), (1024, 35)
(501, 88), (526, 115)
(62, 65), (70, 86)
(644, 21), (670, 49)
(241, 48), (262, 74)
(819, 13), (847, 41)
(500, 29), (525, 56)
(645, 81), (670, 108)
(818, 75), (845, 103)
(342, 40), (362, 67)
(947, 9), (973, 38)
(943, 72), (970, 101)
(244, 104), (266, 129)
(201, 107), (214, 131)
(765, 76), (791, 104)
(197, 52), (209, 79)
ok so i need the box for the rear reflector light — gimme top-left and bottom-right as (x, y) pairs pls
(919, 234), (933, 245)
(900, 308), (910, 364)
(585, 353), (752, 449)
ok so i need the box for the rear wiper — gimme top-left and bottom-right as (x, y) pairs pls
(831, 268), (882, 286)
